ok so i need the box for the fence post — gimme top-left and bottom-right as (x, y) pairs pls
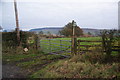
(35, 35), (40, 50)
(71, 20), (77, 55)
(60, 40), (62, 51)
(37, 35), (41, 50)
(49, 39), (51, 53)
(78, 40), (80, 54)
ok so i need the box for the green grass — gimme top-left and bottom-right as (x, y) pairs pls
(17, 54), (63, 68)
(3, 53), (43, 62)
(17, 58), (45, 68)
(40, 39), (71, 53)
(3, 50), (65, 69)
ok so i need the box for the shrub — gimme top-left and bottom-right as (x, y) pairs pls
(2, 31), (18, 48)
(100, 30), (119, 58)
(2, 31), (34, 48)
(2, 31), (42, 54)
(70, 46), (105, 64)
(70, 52), (105, 64)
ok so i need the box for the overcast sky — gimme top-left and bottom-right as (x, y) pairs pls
(1, 0), (120, 30)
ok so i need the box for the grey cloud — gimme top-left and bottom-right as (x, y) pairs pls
(1, 0), (119, 30)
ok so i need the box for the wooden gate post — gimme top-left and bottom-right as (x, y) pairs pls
(35, 34), (40, 50)
(37, 35), (41, 50)
(49, 39), (51, 53)
(71, 20), (77, 55)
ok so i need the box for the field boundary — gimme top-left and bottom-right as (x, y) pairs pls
(77, 40), (120, 53)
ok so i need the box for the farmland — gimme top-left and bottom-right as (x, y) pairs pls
(2, 0), (120, 78)
(2, 36), (120, 78)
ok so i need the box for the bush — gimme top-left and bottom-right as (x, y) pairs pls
(2, 31), (34, 48)
(70, 52), (105, 64)
(100, 29), (119, 57)
(2, 31), (41, 54)
(70, 46), (105, 64)
(2, 31), (18, 48)
(2, 31), (38, 49)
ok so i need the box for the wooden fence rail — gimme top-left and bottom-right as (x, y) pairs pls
(77, 40), (120, 54)
(77, 40), (102, 42)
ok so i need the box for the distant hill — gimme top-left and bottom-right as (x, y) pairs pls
(81, 28), (101, 35)
(29, 27), (62, 35)
(29, 27), (102, 36)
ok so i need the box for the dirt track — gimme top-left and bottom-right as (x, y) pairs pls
(2, 63), (28, 78)
(2, 55), (67, 78)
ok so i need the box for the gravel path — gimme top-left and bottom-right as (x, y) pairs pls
(2, 63), (28, 78)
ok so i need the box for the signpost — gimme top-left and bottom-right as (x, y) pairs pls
(71, 20), (77, 55)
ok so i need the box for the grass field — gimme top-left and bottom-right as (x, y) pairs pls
(40, 38), (71, 53)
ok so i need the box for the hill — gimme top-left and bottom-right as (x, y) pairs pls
(29, 27), (102, 36)
(29, 27), (62, 35)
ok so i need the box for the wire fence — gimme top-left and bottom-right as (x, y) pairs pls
(40, 39), (71, 54)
